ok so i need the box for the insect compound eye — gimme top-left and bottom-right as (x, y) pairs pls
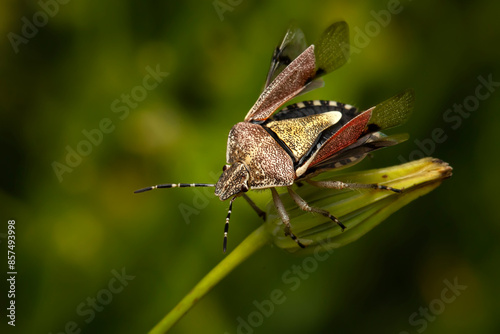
(222, 165), (230, 172)
(240, 184), (249, 192)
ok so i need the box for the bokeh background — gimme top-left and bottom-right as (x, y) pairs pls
(1, 0), (499, 333)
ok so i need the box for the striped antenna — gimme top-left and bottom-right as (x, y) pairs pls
(134, 183), (215, 193)
(223, 196), (237, 253)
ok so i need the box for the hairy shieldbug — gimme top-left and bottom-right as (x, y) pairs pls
(135, 22), (415, 252)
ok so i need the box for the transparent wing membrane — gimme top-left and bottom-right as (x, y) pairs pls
(367, 88), (415, 131)
(314, 21), (350, 77)
(265, 24), (308, 88)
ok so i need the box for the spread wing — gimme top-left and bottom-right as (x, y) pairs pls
(303, 89), (415, 174)
(308, 108), (373, 167)
(244, 45), (316, 122)
(314, 20), (350, 78)
(264, 24), (308, 89)
(245, 22), (350, 122)
(365, 88), (415, 133)
(300, 133), (409, 178)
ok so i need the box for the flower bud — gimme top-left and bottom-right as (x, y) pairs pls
(265, 157), (452, 253)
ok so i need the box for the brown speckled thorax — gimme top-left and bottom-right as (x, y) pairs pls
(214, 122), (295, 201)
(214, 111), (343, 201)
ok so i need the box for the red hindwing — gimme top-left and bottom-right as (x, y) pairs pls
(309, 107), (373, 167)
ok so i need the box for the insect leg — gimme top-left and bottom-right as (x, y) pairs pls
(287, 187), (346, 231)
(223, 196), (237, 253)
(242, 194), (266, 221)
(307, 180), (402, 193)
(134, 183), (215, 193)
(271, 188), (305, 248)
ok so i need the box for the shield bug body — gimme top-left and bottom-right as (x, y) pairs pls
(135, 22), (415, 252)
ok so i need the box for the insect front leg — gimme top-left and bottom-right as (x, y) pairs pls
(287, 187), (346, 231)
(307, 180), (402, 193)
(271, 188), (305, 248)
(242, 194), (266, 221)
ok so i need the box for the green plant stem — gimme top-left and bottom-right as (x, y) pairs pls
(148, 224), (272, 334)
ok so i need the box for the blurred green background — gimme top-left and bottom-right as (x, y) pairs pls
(1, 0), (499, 333)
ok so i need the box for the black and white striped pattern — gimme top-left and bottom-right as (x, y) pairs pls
(223, 197), (236, 253)
(134, 183), (215, 193)
(271, 100), (357, 121)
